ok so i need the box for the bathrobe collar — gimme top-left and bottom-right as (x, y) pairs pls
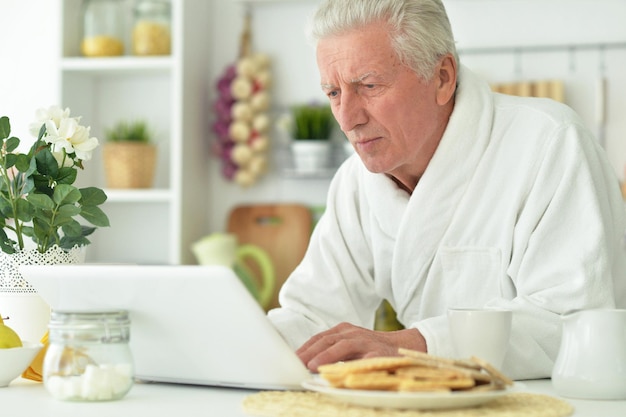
(361, 65), (495, 309)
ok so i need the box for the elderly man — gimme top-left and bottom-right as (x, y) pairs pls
(268, 0), (626, 379)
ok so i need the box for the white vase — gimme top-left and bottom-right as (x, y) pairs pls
(290, 140), (332, 174)
(0, 245), (85, 343)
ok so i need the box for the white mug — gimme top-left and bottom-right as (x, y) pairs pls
(447, 308), (512, 369)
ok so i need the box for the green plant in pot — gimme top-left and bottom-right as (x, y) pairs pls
(103, 120), (157, 189)
(290, 103), (334, 141)
(0, 106), (109, 338)
(288, 103), (335, 173)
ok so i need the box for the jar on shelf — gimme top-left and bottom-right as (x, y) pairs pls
(81, 0), (126, 57)
(132, 0), (171, 56)
(43, 310), (134, 401)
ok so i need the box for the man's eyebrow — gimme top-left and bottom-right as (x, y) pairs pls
(321, 72), (380, 90)
(350, 72), (375, 83)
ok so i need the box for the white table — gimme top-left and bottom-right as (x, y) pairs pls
(3, 378), (626, 417)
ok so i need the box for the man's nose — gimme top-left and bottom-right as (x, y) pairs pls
(334, 91), (368, 133)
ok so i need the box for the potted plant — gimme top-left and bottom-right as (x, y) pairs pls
(288, 103), (335, 173)
(103, 120), (157, 188)
(0, 106), (110, 344)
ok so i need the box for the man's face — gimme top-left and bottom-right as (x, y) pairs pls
(316, 22), (455, 188)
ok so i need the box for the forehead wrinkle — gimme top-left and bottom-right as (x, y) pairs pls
(321, 71), (381, 90)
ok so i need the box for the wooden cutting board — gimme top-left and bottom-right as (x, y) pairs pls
(227, 204), (313, 310)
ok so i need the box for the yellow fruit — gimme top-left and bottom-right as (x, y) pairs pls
(0, 316), (23, 349)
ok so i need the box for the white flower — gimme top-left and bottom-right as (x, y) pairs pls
(51, 149), (74, 168)
(29, 105), (71, 137)
(44, 118), (99, 161)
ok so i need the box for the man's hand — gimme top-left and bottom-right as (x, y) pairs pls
(296, 322), (427, 372)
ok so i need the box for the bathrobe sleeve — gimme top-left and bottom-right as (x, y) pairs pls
(268, 156), (385, 350)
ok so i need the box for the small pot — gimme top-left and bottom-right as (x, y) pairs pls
(290, 140), (332, 174)
(103, 142), (157, 188)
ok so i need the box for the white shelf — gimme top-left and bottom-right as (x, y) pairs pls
(104, 189), (174, 203)
(58, 0), (212, 265)
(458, 41), (626, 56)
(234, 0), (311, 3)
(61, 56), (174, 74)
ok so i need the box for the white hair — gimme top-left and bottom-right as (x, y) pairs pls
(308, 0), (459, 80)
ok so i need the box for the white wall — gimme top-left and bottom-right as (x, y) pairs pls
(1, 0), (625, 239)
(0, 0), (60, 142)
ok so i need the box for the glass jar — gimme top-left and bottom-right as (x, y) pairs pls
(81, 0), (126, 57)
(43, 310), (134, 401)
(132, 0), (171, 56)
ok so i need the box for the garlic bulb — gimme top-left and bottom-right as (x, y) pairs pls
(212, 52), (272, 187)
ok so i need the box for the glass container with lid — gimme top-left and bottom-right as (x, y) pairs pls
(81, 0), (126, 57)
(132, 0), (171, 56)
(43, 310), (134, 401)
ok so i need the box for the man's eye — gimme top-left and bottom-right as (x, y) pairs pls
(328, 90), (340, 98)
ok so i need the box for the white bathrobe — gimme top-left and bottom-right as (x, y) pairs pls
(268, 66), (626, 379)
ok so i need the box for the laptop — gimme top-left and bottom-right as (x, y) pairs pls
(19, 264), (311, 390)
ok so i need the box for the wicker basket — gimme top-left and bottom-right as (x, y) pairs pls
(103, 142), (157, 188)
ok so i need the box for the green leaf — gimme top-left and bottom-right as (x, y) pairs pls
(0, 227), (16, 254)
(27, 193), (55, 211)
(32, 208), (53, 227)
(4, 153), (17, 169)
(15, 154), (31, 172)
(21, 225), (34, 238)
(60, 235), (89, 250)
(32, 174), (54, 197)
(35, 146), (59, 178)
(37, 123), (46, 141)
(79, 225), (96, 237)
(0, 194), (12, 215)
(20, 174), (35, 196)
(61, 219), (82, 237)
(15, 197), (34, 222)
(53, 184), (81, 206)
(56, 167), (77, 185)
(59, 226), (96, 251)
(80, 187), (108, 206)
(80, 205), (110, 227)
(54, 204), (81, 225)
(0, 116), (10, 139)
(5, 136), (20, 153)
(32, 217), (56, 241)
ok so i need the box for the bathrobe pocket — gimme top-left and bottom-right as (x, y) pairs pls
(438, 246), (502, 308)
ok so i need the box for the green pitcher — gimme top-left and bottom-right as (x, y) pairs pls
(191, 233), (275, 309)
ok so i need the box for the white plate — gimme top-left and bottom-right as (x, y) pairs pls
(302, 377), (520, 410)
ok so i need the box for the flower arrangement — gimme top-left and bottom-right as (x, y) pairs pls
(0, 106), (109, 255)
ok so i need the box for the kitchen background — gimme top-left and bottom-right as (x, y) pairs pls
(1, 0), (625, 265)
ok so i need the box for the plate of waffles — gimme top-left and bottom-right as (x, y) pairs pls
(302, 349), (520, 410)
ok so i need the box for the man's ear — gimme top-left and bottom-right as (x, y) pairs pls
(435, 54), (457, 105)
